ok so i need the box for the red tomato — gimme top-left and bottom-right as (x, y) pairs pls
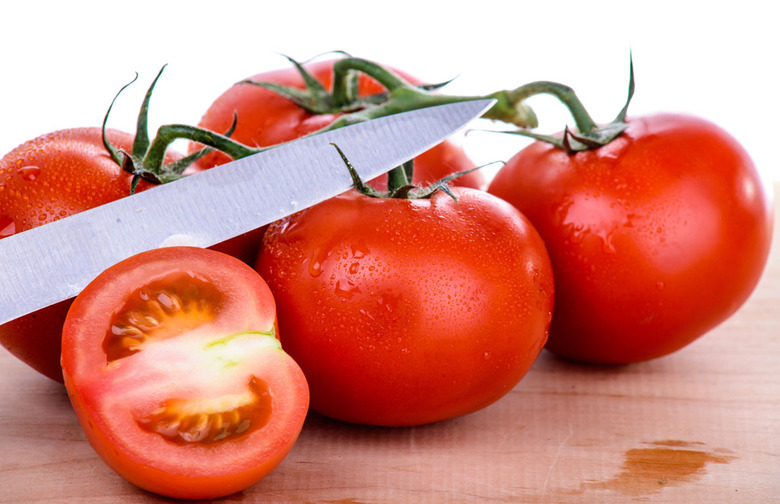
(0, 128), (261, 382)
(489, 113), (774, 363)
(190, 59), (485, 191)
(62, 246), (309, 500)
(0, 128), (154, 381)
(256, 187), (554, 426)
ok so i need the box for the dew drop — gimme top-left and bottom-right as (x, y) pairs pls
(308, 260), (323, 277)
(335, 279), (360, 299)
(17, 165), (41, 181)
(351, 246), (367, 259)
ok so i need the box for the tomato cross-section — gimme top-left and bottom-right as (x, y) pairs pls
(61, 247), (309, 500)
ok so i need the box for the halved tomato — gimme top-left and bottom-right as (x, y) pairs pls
(61, 246), (309, 500)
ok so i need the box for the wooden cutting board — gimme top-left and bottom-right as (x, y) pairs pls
(2, 185), (778, 503)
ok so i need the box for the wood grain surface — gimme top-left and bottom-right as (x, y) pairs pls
(1, 185), (778, 504)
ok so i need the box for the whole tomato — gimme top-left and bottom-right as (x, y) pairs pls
(62, 246), (309, 499)
(256, 187), (554, 426)
(0, 127), (259, 382)
(0, 128), (155, 381)
(189, 58), (485, 191)
(489, 113), (774, 363)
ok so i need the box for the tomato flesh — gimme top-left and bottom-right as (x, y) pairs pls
(62, 247), (309, 500)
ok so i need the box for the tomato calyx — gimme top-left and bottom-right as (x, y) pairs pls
(101, 66), (241, 193)
(493, 56), (636, 154)
(330, 142), (490, 201)
(238, 53), (457, 116)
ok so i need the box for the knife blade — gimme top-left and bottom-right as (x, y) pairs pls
(0, 99), (494, 325)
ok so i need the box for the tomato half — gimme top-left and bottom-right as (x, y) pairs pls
(189, 59), (485, 191)
(256, 187), (554, 426)
(489, 113), (774, 363)
(62, 246), (309, 500)
(0, 128), (261, 382)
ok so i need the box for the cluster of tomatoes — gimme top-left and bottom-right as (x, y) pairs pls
(0, 57), (773, 499)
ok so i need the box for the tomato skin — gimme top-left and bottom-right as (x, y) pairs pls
(256, 187), (553, 426)
(0, 128), (262, 382)
(62, 246), (309, 500)
(190, 59), (485, 190)
(488, 113), (774, 363)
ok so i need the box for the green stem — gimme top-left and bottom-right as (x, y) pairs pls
(143, 124), (256, 171)
(491, 81), (597, 134)
(386, 162), (410, 193)
(331, 57), (410, 106)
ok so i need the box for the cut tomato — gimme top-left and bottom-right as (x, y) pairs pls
(61, 247), (309, 500)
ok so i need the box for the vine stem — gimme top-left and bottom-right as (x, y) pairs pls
(136, 57), (558, 178)
(489, 81), (597, 134)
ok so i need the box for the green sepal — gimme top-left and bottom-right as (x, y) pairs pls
(101, 65), (216, 193)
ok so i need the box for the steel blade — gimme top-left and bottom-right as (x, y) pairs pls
(0, 99), (494, 324)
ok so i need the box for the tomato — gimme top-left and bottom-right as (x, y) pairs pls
(61, 246), (309, 500)
(256, 187), (554, 426)
(0, 128), (260, 382)
(189, 59), (485, 191)
(488, 113), (774, 363)
(0, 128), (155, 382)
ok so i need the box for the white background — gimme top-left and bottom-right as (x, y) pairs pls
(1, 1), (777, 187)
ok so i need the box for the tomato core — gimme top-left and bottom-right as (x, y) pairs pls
(104, 272), (221, 362)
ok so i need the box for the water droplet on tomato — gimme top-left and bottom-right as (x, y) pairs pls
(308, 260), (323, 277)
(656, 281), (665, 291)
(0, 215), (16, 238)
(335, 279), (360, 299)
(17, 165), (41, 181)
(351, 245), (368, 259)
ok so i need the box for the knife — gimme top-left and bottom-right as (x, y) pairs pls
(0, 99), (494, 325)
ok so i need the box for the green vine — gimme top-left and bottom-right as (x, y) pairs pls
(103, 53), (634, 198)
